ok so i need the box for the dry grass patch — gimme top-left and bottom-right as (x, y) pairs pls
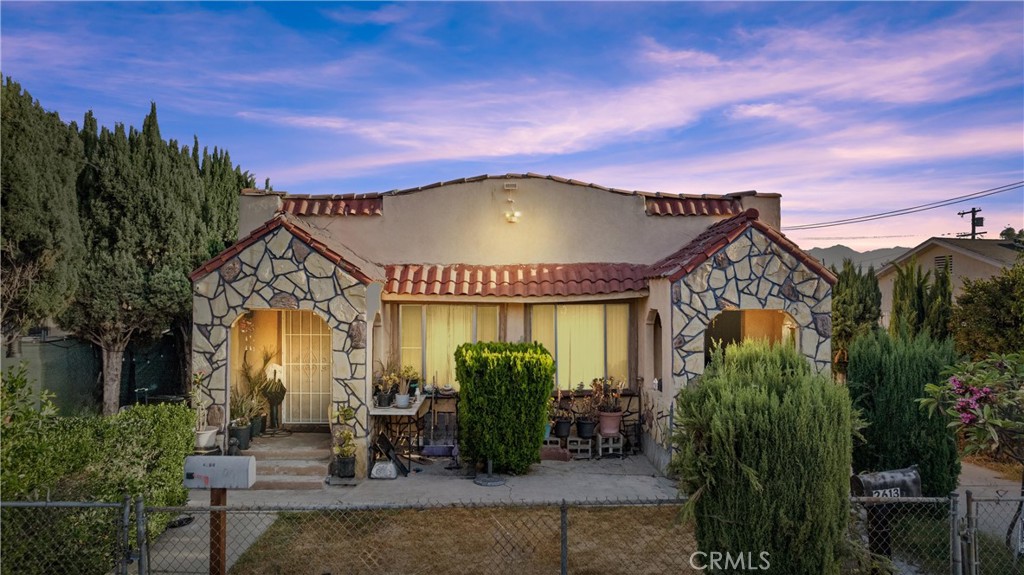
(229, 504), (696, 575)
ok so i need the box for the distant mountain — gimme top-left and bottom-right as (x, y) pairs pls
(806, 245), (910, 271)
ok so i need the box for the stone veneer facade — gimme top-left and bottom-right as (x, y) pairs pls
(642, 227), (833, 468)
(192, 226), (372, 472)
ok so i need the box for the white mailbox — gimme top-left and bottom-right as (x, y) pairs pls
(184, 456), (256, 489)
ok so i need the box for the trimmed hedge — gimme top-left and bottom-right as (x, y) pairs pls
(847, 331), (960, 496)
(671, 341), (853, 575)
(455, 342), (555, 474)
(2, 365), (193, 574)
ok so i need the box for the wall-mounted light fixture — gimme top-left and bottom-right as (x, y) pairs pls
(503, 182), (521, 223)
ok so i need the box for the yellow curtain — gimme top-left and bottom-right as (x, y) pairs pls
(477, 305), (499, 342)
(399, 305), (423, 376)
(605, 304), (629, 381)
(425, 305), (473, 389)
(531, 305), (556, 358)
(556, 304), (605, 389)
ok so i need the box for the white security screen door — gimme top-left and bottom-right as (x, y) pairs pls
(282, 310), (332, 424)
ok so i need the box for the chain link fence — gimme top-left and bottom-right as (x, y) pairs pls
(5, 494), (1020, 574)
(144, 498), (694, 575)
(0, 499), (137, 575)
(850, 496), (955, 575)
(964, 493), (1024, 575)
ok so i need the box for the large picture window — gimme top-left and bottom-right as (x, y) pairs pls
(530, 303), (629, 389)
(399, 304), (499, 388)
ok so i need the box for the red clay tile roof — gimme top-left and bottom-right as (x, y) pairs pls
(384, 263), (650, 297)
(645, 196), (741, 216)
(190, 213), (382, 284)
(244, 174), (764, 218)
(648, 208), (837, 285)
(281, 194), (383, 216)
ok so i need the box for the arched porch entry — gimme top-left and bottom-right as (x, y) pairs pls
(230, 309), (334, 425)
(704, 309), (798, 364)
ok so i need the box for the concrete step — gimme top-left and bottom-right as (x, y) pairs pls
(246, 448), (331, 462)
(250, 474), (326, 491)
(256, 460), (327, 476)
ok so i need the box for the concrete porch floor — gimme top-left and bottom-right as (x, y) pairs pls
(191, 431), (680, 507)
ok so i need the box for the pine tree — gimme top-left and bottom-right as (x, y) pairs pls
(1, 77), (85, 352)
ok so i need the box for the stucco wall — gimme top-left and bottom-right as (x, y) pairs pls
(192, 226), (377, 477)
(241, 179), (779, 266)
(877, 243), (1002, 327)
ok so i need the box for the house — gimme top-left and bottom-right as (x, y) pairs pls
(876, 237), (1023, 327)
(190, 174), (836, 476)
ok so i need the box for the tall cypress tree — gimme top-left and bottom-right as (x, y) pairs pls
(830, 259), (881, 370)
(62, 105), (202, 414)
(0, 77), (84, 352)
(847, 330), (960, 496)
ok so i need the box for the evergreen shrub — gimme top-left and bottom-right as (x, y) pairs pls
(671, 341), (852, 575)
(455, 342), (555, 474)
(2, 365), (193, 574)
(847, 331), (960, 496)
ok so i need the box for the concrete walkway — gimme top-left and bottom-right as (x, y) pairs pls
(186, 452), (681, 507)
(956, 461), (1022, 545)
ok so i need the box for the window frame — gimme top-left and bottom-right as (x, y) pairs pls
(397, 303), (501, 385)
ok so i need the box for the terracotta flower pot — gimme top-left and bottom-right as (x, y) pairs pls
(598, 410), (623, 437)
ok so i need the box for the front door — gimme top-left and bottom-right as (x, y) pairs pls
(281, 310), (332, 424)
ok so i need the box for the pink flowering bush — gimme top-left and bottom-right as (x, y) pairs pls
(922, 352), (1022, 467)
(923, 352), (1022, 547)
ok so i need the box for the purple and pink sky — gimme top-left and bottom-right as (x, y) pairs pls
(2, 2), (1022, 250)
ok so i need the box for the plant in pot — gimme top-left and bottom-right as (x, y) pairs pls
(401, 364), (420, 398)
(375, 373), (399, 408)
(552, 390), (574, 439)
(574, 393), (598, 440)
(329, 406), (357, 478)
(593, 377), (625, 437)
(242, 348), (284, 431)
(228, 415), (252, 450)
(190, 370), (218, 450)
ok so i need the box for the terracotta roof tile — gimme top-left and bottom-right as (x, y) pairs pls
(282, 194), (382, 216)
(384, 263), (650, 297)
(645, 196), (742, 216)
(648, 208), (837, 285)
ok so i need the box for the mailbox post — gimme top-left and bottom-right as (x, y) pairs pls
(184, 456), (256, 575)
(851, 465), (922, 557)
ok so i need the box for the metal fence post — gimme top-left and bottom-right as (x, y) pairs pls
(560, 500), (568, 575)
(949, 492), (961, 575)
(965, 490), (978, 575)
(135, 497), (149, 575)
(119, 495), (132, 575)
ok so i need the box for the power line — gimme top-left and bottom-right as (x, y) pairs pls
(782, 181), (1023, 231)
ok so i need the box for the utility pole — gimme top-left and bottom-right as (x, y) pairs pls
(957, 207), (986, 239)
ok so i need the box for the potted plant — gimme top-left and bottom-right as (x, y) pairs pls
(574, 392), (598, 439)
(376, 373), (399, 407)
(394, 366), (416, 408)
(228, 415), (251, 450)
(552, 390), (574, 439)
(401, 365), (420, 398)
(329, 406), (357, 478)
(191, 371), (218, 450)
(594, 377), (626, 437)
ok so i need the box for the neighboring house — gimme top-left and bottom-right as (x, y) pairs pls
(877, 237), (1024, 327)
(190, 174), (835, 476)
